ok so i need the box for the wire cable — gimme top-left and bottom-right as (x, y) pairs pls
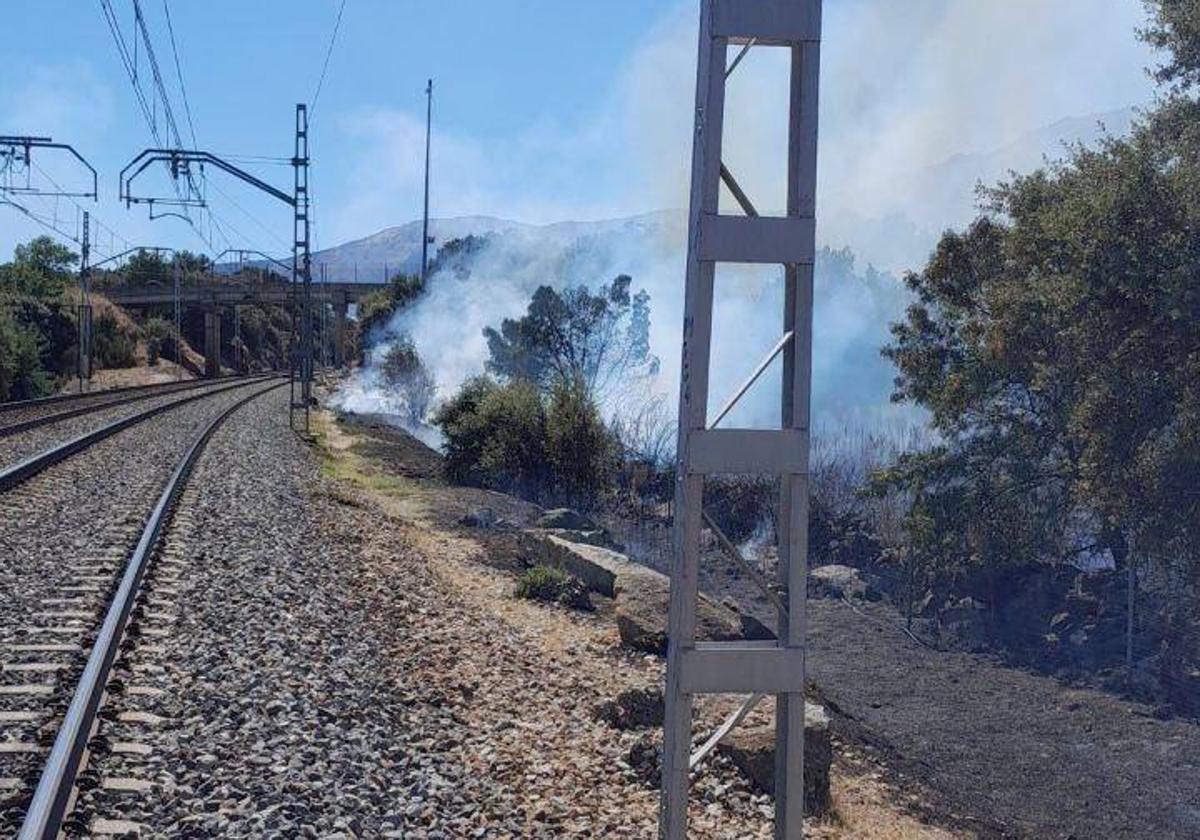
(310, 0), (348, 117)
(161, 0), (199, 150)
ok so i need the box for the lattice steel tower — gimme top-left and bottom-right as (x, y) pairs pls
(660, 2), (822, 838)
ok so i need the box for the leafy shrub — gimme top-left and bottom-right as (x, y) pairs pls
(546, 376), (617, 511)
(91, 310), (137, 368)
(142, 317), (177, 366)
(434, 375), (620, 510)
(0, 306), (52, 400)
(515, 564), (592, 610)
(3, 295), (77, 381)
(433, 376), (548, 497)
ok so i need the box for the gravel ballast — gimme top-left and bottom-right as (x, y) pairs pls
(0, 378), (265, 471)
(72, 392), (807, 837)
(0, 378), (281, 835)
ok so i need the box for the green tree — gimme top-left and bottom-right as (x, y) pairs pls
(483, 275), (658, 402)
(545, 376), (617, 511)
(358, 273), (424, 341)
(378, 334), (437, 423)
(123, 249), (170, 286)
(878, 0), (1200, 682)
(0, 236), (77, 297)
(142, 317), (177, 366)
(0, 307), (51, 400)
(433, 376), (548, 498)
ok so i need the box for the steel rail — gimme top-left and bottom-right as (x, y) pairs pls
(16, 379), (288, 840)
(0, 377), (254, 440)
(0, 373), (251, 414)
(0, 375), (277, 493)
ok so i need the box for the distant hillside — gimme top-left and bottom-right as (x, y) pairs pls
(307, 211), (686, 282)
(325, 107), (1140, 428)
(311, 107), (1139, 281)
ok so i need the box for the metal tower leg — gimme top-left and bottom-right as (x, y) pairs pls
(292, 102), (313, 432)
(660, 3), (822, 839)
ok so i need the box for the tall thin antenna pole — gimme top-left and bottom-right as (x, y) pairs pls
(420, 77), (433, 283)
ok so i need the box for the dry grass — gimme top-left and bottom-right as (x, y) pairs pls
(57, 362), (196, 394)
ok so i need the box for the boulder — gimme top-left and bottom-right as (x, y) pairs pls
(716, 702), (832, 815)
(592, 687), (664, 730)
(529, 534), (628, 597)
(808, 564), (876, 601)
(613, 569), (747, 654)
(536, 508), (597, 531)
(525, 531), (761, 654)
(541, 527), (621, 551)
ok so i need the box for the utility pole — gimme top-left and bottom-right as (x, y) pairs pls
(77, 212), (92, 393)
(420, 78), (433, 283)
(121, 112), (310, 422)
(173, 257), (182, 379)
(293, 103), (313, 431)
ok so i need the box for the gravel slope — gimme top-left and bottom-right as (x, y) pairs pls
(75, 388), (515, 837)
(75, 395), (801, 837)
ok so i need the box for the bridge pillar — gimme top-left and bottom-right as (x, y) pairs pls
(204, 301), (221, 379)
(332, 290), (348, 366)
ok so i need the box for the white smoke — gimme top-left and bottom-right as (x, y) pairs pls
(329, 0), (1155, 436)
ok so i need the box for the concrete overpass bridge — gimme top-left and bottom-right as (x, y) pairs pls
(100, 282), (383, 374)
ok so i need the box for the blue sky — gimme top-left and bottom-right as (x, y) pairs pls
(1, 1), (1159, 266)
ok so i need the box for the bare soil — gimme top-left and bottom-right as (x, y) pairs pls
(55, 362), (196, 395)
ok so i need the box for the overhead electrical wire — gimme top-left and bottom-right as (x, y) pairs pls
(0, 193), (122, 262)
(160, 0), (198, 150)
(26, 159), (134, 256)
(309, 0), (348, 118)
(97, 0), (294, 263)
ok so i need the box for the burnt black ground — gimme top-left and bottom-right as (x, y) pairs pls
(807, 598), (1200, 840)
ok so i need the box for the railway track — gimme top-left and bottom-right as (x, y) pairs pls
(0, 377), (248, 442)
(0, 376), (274, 477)
(0, 378), (287, 838)
(0, 375), (254, 420)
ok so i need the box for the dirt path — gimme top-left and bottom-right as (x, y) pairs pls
(807, 598), (1200, 839)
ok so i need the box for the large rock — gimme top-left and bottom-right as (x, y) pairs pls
(526, 532), (767, 654)
(716, 702), (832, 815)
(531, 534), (628, 597)
(613, 567), (747, 654)
(541, 528), (620, 551)
(592, 687), (664, 730)
(809, 564), (877, 601)
(536, 508), (597, 531)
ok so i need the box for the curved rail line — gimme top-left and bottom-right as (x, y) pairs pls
(16, 380), (288, 840)
(0, 376), (262, 440)
(0, 375), (276, 493)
